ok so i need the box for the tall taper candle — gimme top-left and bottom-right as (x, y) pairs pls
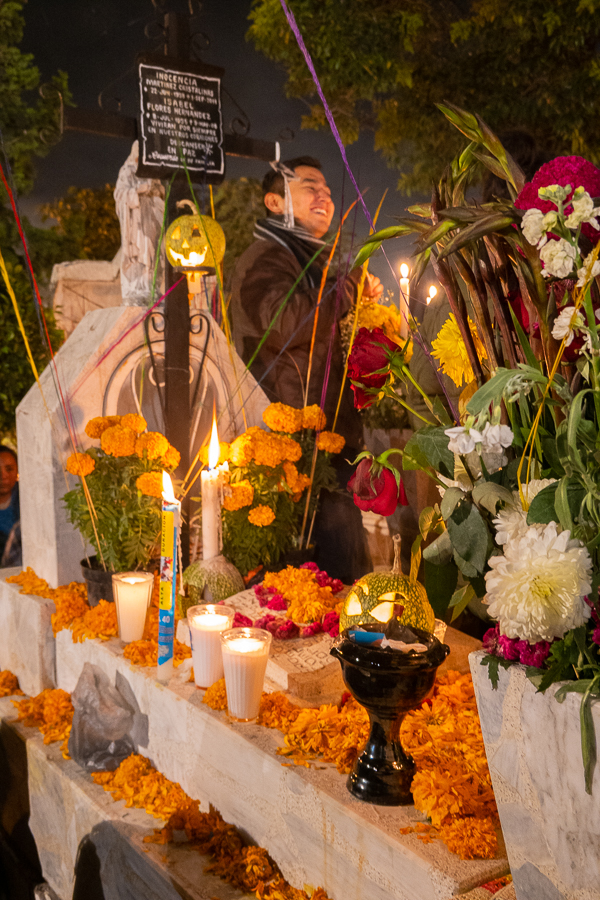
(399, 262), (410, 340)
(158, 471), (181, 683)
(201, 412), (222, 560)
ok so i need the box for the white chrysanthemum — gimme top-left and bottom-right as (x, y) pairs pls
(521, 478), (557, 505)
(540, 238), (577, 279)
(552, 306), (585, 346)
(493, 478), (557, 546)
(484, 522), (592, 643)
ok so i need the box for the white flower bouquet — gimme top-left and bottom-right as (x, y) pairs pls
(352, 104), (600, 792)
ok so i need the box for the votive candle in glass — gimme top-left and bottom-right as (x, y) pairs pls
(187, 604), (235, 689)
(220, 627), (272, 722)
(112, 572), (154, 643)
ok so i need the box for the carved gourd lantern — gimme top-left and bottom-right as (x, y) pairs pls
(165, 204), (226, 293)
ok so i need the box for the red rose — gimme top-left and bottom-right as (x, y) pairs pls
(347, 327), (400, 409)
(515, 156), (600, 244)
(347, 457), (408, 517)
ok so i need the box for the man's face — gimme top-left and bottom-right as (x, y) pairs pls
(288, 166), (335, 238)
(0, 452), (17, 497)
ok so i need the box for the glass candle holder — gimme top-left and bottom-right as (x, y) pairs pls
(433, 619), (448, 642)
(220, 627), (272, 722)
(187, 604), (235, 689)
(112, 572), (154, 643)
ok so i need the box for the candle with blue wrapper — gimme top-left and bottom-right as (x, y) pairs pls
(158, 471), (181, 683)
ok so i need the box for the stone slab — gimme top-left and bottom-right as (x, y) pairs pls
(54, 631), (508, 900)
(470, 650), (600, 900)
(0, 698), (252, 900)
(0, 570), (56, 695)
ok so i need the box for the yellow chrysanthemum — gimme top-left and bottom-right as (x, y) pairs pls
(135, 431), (169, 460)
(136, 472), (164, 499)
(161, 445), (181, 470)
(248, 505), (276, 527)
(302, 405), (327, 431)
(120, 413), (147, 434)
(223, 480), (254, 511)
(100, 425), (136, 457)
(263, 402), (303, 434)
(65, 452), (95, 477)
(199, 441), (230, 467)
(85, 415), (121, 439)
(316, 431), (346, 454)
(431, 314), (487, 387)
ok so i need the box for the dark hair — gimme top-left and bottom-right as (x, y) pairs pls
(262, 156), (323, 199)
(0, 445), (17, 465)
(481, 130), (549, 203)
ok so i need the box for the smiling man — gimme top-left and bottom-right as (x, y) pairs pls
(230, 156), (381, 582)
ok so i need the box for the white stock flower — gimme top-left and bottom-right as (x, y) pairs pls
(445, 426), (476, 456)
(484, 522), (592, 643)
(576, 252), (600, 288)
(540, 238), (577, 279)
(479, 423), (514, 455)
(521, 209), (558, 248)
(564, 187), (600, 230)
(551, 306), (585, 346)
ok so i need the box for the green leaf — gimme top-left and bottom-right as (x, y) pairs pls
(402, 426), (454, 479)
(449, 582), (475, 622)
(438, 214), (516, 258)
(440, 486), (465, 521)
(354, 240), (382, 268)
(447, 499), (490, 574)
(507, 302), (541, 371)
(422, 529), (453, 566)
(527, 480), (585, 527)
(363, 224), (414, 242)
(471, 481), (514, 515)
(480, 653), (513, 690)
(424, 558), (458, 619)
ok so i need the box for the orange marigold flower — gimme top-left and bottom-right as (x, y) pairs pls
(248, 505), (275, 527)
(120, 413), (147, 434)
(202, 677), (228, 710)
(283, 462), (311, 494)
(0, 670), (22, 697)
(161, 445), (181, 470)
(135, 431), (169, 460)
(85, 416), (121, 439)
(101, 425), (137, 457)
(277, 434), (302, 463)
(71, 599), (118, 643)
(437, 816), (498, 860)
(223, 479), (254, 511)
(66, 451), (95, 477)
(302, 405), (326, 430)
(316, 431), (345, 454)
(136, 472), (164, 499)
(262, 402), (303, 434)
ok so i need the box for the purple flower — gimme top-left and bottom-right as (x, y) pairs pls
(515, 639), (551, 668)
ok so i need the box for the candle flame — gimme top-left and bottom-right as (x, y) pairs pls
(427, 284), (438, 305)
(162, 471), (176, 503)
(208, 412), (220, 469)
(400, 263), (409, 279)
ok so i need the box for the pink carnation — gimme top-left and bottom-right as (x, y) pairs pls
(232, 612), (253, 628)
(515, 155), (600, 244)
(266, 593), (288, 611)
(301, 622), (324, 638)
(275, 619), (300, 640)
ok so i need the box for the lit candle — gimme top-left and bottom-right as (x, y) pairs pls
(399, 262), (410, 339)
(187, 603), (235, 689)
(220, 627), (272, 722)
(112, 572), (153, 643)
(158, 471), (181, 682)
(427, 284), (438, 305)
(201, 414), (222, 561)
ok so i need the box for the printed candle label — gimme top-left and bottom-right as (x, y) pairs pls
(158, 505), (178, 665)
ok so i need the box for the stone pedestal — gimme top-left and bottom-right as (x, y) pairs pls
(470, 650), (600, 900)
(0, 571), (56, 694)
(53, 632), (508, 900)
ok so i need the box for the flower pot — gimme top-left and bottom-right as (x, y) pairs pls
(330, 627), (449, 805)
(80, 557), (115, 607)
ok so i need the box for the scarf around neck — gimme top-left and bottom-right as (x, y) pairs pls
(254, 216), (326, 289)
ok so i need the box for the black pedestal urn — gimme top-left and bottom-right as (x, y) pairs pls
(330, 627), (449, 805)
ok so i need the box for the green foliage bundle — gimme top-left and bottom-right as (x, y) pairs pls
(249, 0), (600, 192)
(41, 184), (121, 263)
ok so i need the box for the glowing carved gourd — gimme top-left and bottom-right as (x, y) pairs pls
(340, 535), (436, 633)
(165, 213), (225, 271)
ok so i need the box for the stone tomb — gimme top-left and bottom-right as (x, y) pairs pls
(16, 305), (269, 587)
(52, 630), (508, 900)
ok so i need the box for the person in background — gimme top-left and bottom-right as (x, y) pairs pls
(0, 446), (21, 567)
(230, 156), (382, 583)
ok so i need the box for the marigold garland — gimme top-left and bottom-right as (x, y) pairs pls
(0, 670), (22, 697)
(71, 599), (118, 643)
(13, 689), (73, 758)
(7, 568), (89, 636)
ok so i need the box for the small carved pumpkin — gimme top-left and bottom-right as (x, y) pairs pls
(166, 212), (225, 270)
(340, 535), (436, 633)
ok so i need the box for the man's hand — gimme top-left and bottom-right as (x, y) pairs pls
(362, 273), (384, 301)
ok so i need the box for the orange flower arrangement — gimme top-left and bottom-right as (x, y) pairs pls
(85, 415), (121, 439)
(0, 670), (22, 697)
(161, 445), (181, 470)
(202, 677), (228, 710)
(120, 413), (147, 434)
(71, 600), (118, 643)
(263, 565), (339, 624)
(7, 568), (89, 636)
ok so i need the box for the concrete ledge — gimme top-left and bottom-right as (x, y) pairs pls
(55, 632), (508, 900)
(0, 571), (56, 695)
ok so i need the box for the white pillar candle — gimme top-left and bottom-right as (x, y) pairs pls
(221, 628), (272, 722)
(201, 414), (222, 560)
(112, 572), (153, 643)
(399, 262), (410, 340)
(187, 603), (235, 689)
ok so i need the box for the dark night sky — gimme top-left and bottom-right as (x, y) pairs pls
(20, 0), (425, 293)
